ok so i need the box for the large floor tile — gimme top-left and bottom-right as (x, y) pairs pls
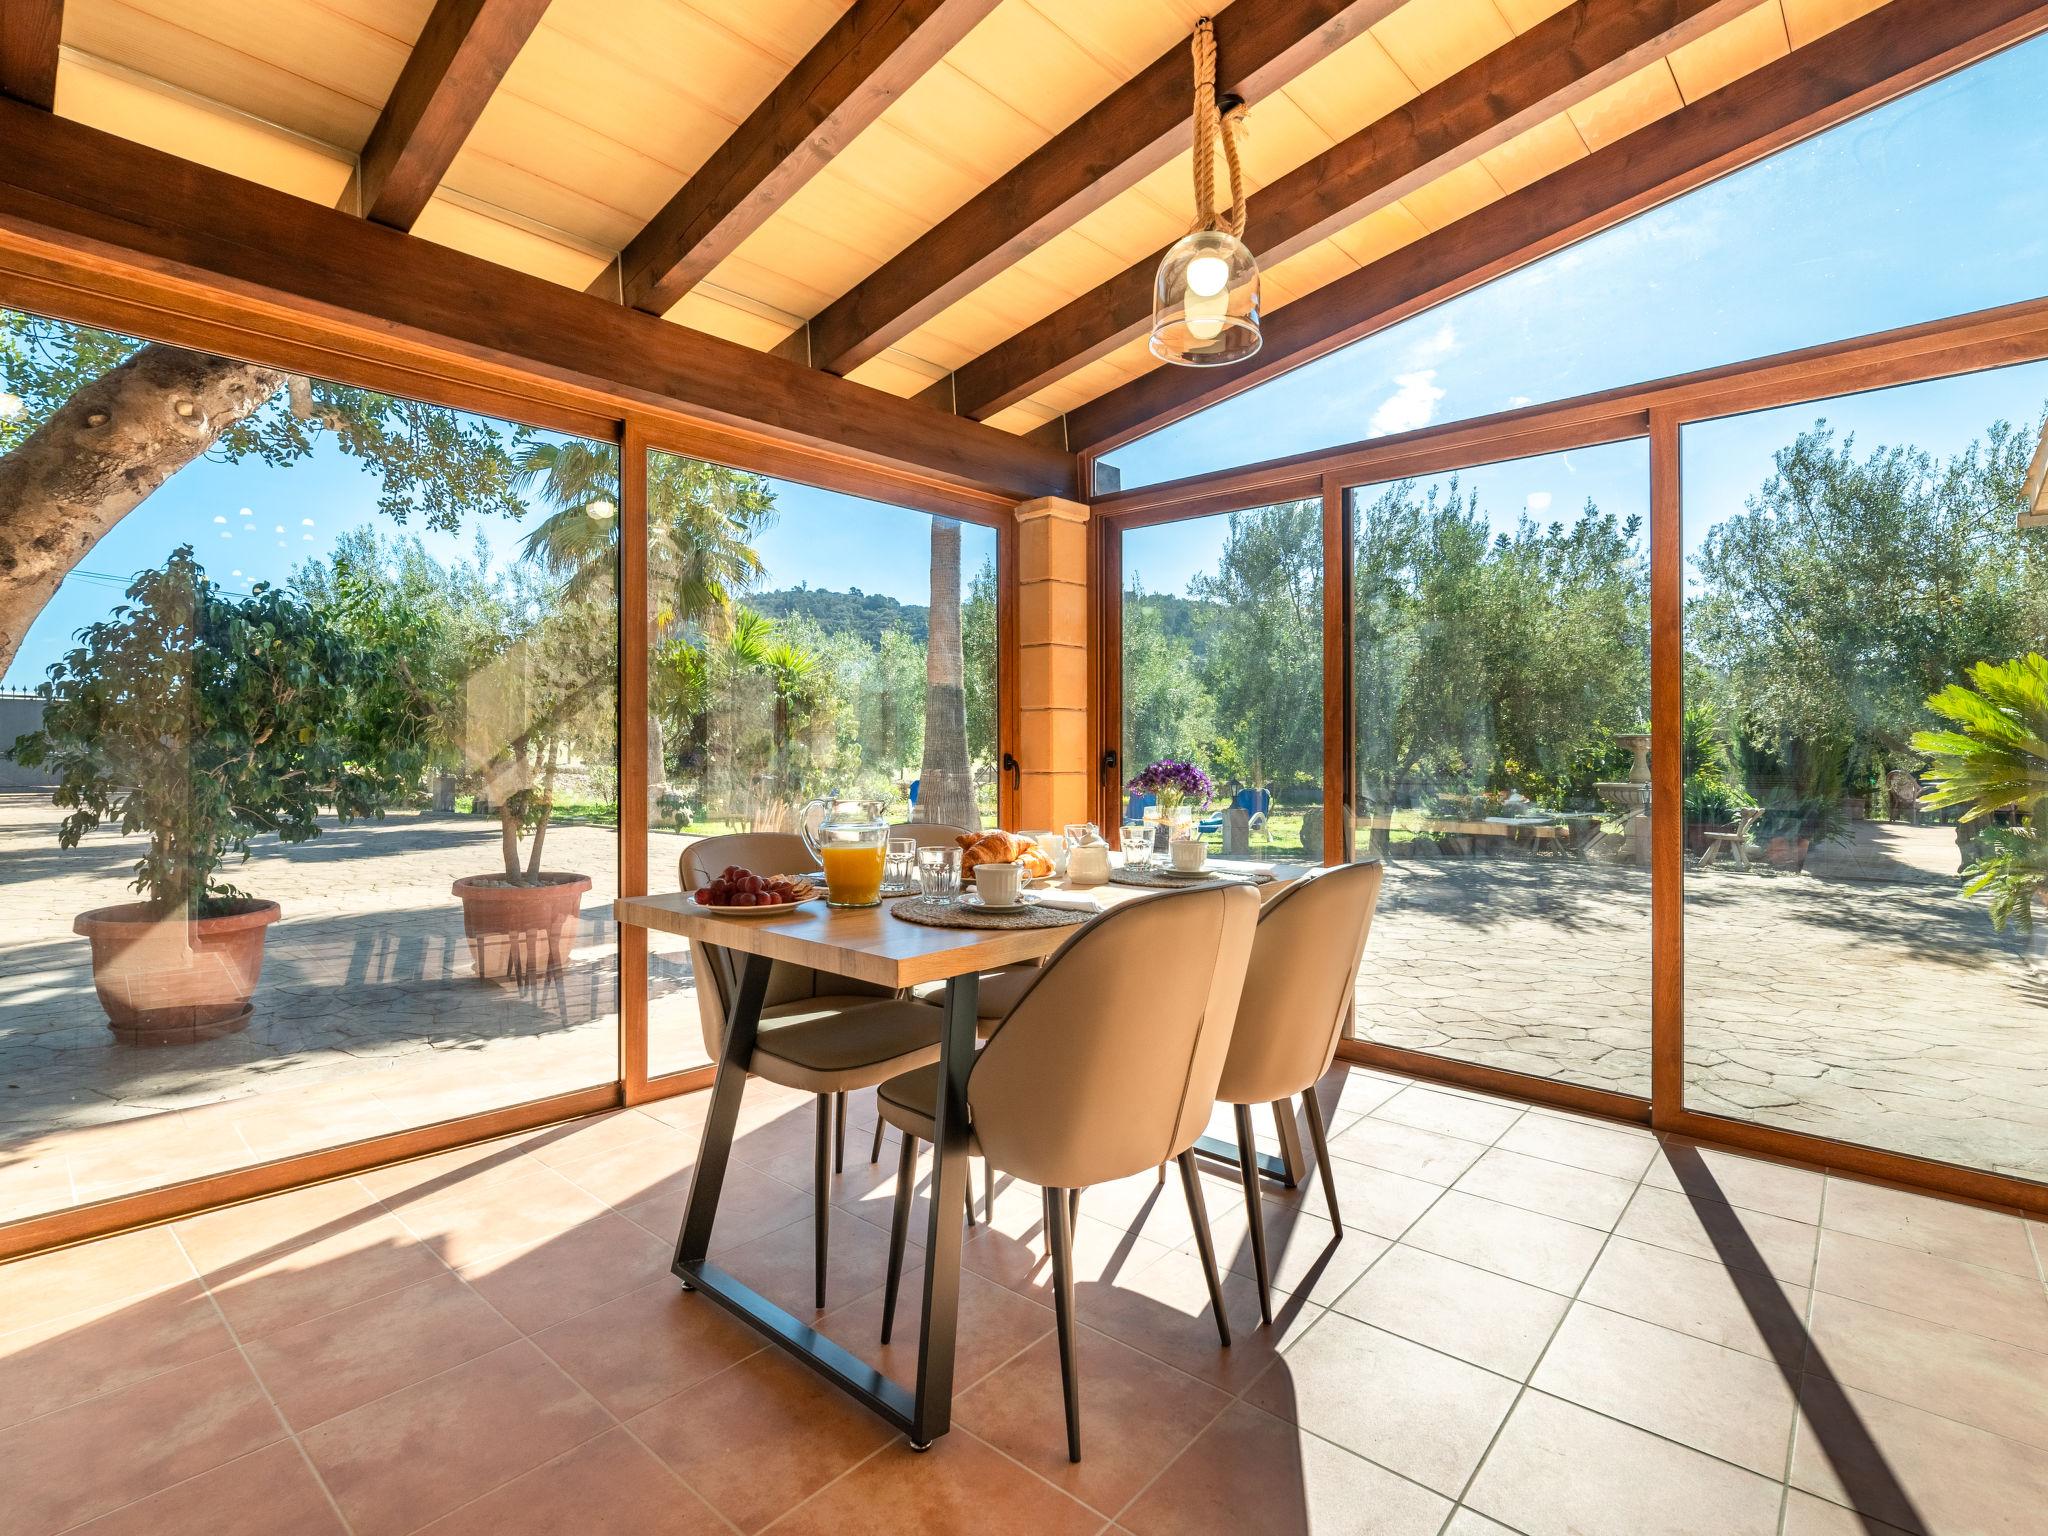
(64, 1441), (343, 1536)
(1075, 1245), (1322, 1394)
(1122, 1399), (1453, 1536)
(531, 1277), (761, 1419)
(243, 1272), (517, 1430)
(1465, 1390), (1782, 1536)
(821, 1263), (1052, 1399)
(1493, 1113), (1656, 1181)
(298, 1340), (609, 1536)
(1373, 1087), (1523, 1144)
(957, 1323), (1230, 1513)
(1531, 1302), (1798, 1476)
(712, 1208), (898, 1320)
(457, 1210), (672, 1334)
(1451, 1147), (1637, 1231)
(1401, 1191), (1608, 1294)
(1812, 1228), (2048, 1354)
(0, 1226), (194, 1334)
(1331, 1244), (1568, 1380)
(1246, 1311), (1520, 1496)
(1643, 1138), (1825, 1223)
(1805, 1291), (2048, 1451)
(1203, 1199), (1390, 1308)
(0, 1350), (283, 1536)
(0, 1280), (234, 1429)
(412, 1427), (725, 1536)
(1327, 1114), (1489, 1186)
(628, 1347), (894, 1532)
(1614, 1184), (1817, 1285)
(1577, 1235), (1810, 1363)
(618, 1160), (814, 1253)
(388, 1166), (614, 1269)
(770, 1430), (1103, 1536)
(1779, 1488), (1914, 1536)
(1791, 1374), (2048, 1535)
(1821, 1178), (2037, 1277)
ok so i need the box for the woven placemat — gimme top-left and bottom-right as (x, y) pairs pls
(891, 896), (1094, 930)
(1108, 865), (1275, 890)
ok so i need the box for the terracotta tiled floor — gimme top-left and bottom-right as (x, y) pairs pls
(4, 1064), (2046, 1536)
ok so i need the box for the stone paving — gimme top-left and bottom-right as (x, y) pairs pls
(3, 792), (2044, 1225)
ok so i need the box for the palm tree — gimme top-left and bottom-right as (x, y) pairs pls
(919, 517), (979, 829)
(516, 441), (773, 795)
(1912, 653), (2048, 931)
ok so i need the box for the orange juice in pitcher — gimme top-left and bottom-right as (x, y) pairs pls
(801, 796), (889, 908)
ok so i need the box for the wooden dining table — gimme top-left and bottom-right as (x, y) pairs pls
(615, 858), (1307, 1448)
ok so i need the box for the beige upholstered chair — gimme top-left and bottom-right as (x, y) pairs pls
(1214, 860), (1384, 1323)
(875, 884), (1260, 1461)
(679, 833), (945, 1310)
(887, 820), (972, 847)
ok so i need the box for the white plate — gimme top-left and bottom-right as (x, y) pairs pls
(701, 893), (816, 917)
(958, 892), (1037, 914)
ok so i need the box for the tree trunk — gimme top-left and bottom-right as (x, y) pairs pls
(0, 344), (286, 676)
(919, 518), (979, 830)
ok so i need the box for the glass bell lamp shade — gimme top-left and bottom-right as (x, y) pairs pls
(1149, 228), (1261, 366)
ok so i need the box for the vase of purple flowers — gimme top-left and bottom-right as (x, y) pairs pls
(1127, 758), (1213, 845)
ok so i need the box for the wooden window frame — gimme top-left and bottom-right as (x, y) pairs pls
(1089, 294), (2048, 1217)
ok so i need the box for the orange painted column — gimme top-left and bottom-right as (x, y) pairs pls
(1014, 495), (1091, 830)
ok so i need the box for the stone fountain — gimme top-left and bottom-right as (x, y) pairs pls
(1593, 731), (1652, 865)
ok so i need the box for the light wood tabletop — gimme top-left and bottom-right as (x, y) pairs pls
(615, 860), (1309, 990)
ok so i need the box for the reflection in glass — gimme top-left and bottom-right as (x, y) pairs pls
(1120, 501), (1323, 861)
(0, 306), (618, 1227)
(1347, 443), (1651, 1095)
(1681, 362), (2048, 1180)
(640, 457), (999, 1074)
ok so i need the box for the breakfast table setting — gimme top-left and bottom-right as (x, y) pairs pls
(614, 799), (1306, 1450)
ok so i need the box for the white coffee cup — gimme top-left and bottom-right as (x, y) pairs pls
(973, 861), (1024, 907)
(1170, 837), (1208, 873)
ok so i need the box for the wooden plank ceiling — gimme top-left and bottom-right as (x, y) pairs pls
(34, 0), (1942, 454)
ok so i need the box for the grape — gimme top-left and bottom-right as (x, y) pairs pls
(694, 888), (712, 906)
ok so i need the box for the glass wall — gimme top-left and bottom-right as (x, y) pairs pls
(643, 456), (1000, 1075)
(0, 307), (618, 1227)
(1119, 500), (1323, 861)
(1099, 34), (2048, 491)
(1347, 442), (1652, 1095)
(1681, 362), (2048, 1180)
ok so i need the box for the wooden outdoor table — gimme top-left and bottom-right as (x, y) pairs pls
(615, 858), (1306, 1448)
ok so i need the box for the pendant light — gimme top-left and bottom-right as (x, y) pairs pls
(1150, 17), (1260, 367)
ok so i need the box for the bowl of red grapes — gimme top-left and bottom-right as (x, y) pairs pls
(693, 865), (816, 912)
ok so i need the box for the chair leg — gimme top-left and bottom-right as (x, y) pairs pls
(813, 1094), (831, 1311)
(880, 1132), (917, 1345)
(1233, 1103), (1275, 1327)
(1302, 1089), (1342, 1235)
(1044, 1185), (1082, 1463)
(983, 1157), (995, 1225)
(870, 1115), (885, 1165)
(1068, 1187), (1081, 1228)
(834, 1091), (847, 1175)
(1177, 1150), (1231, 1348)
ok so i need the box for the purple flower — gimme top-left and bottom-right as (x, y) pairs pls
(1126, 758), (1213, 810)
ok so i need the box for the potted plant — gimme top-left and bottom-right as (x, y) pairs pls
(1126, 758), (1213, 845)
(1682, 772), (1755, 856)
(447, 582), (612, 981)
(10, 549), (425, 1043)
(1911, 654), (2048, 933)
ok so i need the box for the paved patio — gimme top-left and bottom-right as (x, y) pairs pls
(4, 792), (2045, 1229)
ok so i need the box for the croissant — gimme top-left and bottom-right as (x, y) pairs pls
(955, 830), (1053, 879)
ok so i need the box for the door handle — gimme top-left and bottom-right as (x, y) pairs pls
(1001, 752), (1020, 790)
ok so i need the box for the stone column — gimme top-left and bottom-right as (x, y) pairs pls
(1014, 495), (1091, 830)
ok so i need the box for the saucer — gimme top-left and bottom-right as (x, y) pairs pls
(959, 892), (1037, 914)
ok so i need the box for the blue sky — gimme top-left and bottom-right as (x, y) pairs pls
(7, 34), (2045, 687)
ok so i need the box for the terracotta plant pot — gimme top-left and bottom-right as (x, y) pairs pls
(451, 872), (591, 983)
(73, 899), (280, 1046)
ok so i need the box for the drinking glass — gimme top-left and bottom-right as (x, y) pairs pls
(885, 836), (917, 888)
(1120, 823), (1153, 869)
(915, 845), (962, 902)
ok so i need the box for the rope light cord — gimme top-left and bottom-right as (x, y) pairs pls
(1190, 17), (1248, 239)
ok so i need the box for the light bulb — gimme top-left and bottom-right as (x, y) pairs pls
(1184, 253), (1231, 299)
(585, 499), (617, 522)
(1184, 282), (1229, 343)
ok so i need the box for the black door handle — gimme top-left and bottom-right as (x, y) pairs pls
(1099, 748), (1119, 787)
(1001, 752), (1020, 790)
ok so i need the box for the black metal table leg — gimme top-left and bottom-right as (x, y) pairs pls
(675, 952), (770, 1270)
(910, 971), (978, 1448)
(1192, 1133), (1293, 1185)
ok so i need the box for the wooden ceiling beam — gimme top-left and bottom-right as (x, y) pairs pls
(608, 0), (1003, 317)
(0, 0), (63, 110)
(805, 0), (1407, 378)
(1069, 0), (2048, 455)
(356, 0), (553, 232)
(0, 98), (1074, 501)
(953, 0), (1754, 422)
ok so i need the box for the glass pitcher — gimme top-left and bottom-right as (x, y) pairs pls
(799, 796), (888, 908)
